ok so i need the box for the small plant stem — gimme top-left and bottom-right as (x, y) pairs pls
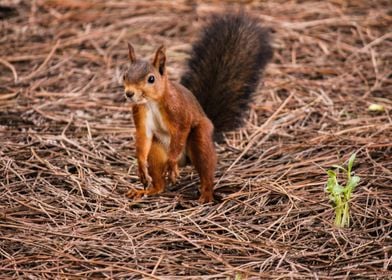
(335, 205), (343, 227)
(342, 202), (350, 227)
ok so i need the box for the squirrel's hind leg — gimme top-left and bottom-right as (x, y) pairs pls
(187, 119), (217, 203)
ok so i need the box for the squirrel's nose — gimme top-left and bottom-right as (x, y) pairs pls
(125, 90), (135, 98)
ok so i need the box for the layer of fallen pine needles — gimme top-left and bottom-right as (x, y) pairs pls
(0, 0), (391, 279)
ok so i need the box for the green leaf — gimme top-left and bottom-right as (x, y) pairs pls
(347, 153), (356, 178)
(346, 176), (360, 195)
(332, 165), (347, 173)
(326, 170), (337, 191)
(330, 180), (343, 193)
(327, 170), (337, 178)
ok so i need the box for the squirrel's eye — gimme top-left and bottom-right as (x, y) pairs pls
(147, 75), (155, 84)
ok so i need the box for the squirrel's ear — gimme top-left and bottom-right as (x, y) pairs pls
(128, 42), (136, 63)
(153, 45), (166, 75)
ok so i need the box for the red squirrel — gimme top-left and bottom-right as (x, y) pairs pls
(122, 13), (273, 203)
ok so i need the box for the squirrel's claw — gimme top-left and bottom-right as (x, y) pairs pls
(127, 189), (145, 200)
(141, 173), (152, 188)
(198, 193), (213, 204)
(138, 164), (152, 187)
(163, 160), (179, 184)
(127, 185), (164, 200)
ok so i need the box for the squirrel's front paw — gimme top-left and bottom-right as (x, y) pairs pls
(138, 163), (152, 187)
(163, 159), (179, 184)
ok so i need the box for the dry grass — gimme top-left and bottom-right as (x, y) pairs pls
(0, 0), (391, 279)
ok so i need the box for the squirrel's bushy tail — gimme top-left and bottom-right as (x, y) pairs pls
(181, 12), (273, 134)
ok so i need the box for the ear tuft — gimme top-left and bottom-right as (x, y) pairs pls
(128, 42), (136, 63)
(153, 45), (166, 75)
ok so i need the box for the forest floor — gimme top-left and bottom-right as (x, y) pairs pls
(0, 0), (391, 279)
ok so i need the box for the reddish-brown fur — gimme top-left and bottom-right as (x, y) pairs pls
(123, 13), (272, 203)
(124, 44), (216, 203)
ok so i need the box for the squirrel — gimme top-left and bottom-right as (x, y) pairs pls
(122, 12), (273, 203)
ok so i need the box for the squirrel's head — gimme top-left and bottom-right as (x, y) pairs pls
(122, 43), (167, 104)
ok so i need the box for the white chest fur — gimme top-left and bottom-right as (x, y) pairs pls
(145, 101), (170, 148)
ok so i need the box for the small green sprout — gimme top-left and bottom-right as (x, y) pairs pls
(325, 153), (360, 228)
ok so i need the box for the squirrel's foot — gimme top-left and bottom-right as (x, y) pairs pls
(198, 193), (213, 204)
(127, 186), (164, 200)
(127, 189), (146, 200)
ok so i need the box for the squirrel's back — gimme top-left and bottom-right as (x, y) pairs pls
(181, 12), (273, 134)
